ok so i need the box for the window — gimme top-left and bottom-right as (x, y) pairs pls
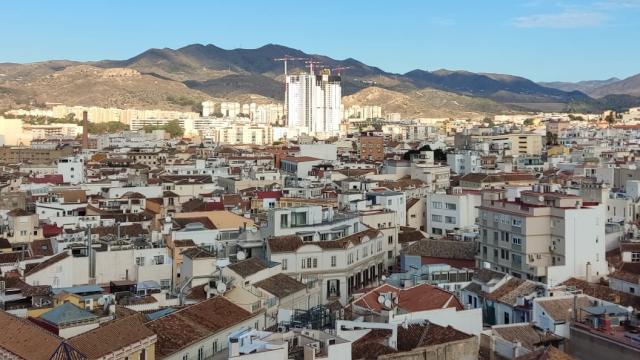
(135, 257), (145, 266)
(500, 249), (510, 260)
(212, 340), (218, 355)
(388, 250), (393, 259)
(198, 347), (204, 360)
(431, 214), (442, 222)
(312, 258), (318, 268)
(632, 252), (640, 263)
(280, 214), (289, 228)
(306, 258), (312, 269)
(432, 201), (443, 209)
(512, 218), (523, 227)
(445, 216), (456, 224)
(153, 255), (164, 265)
(182, 355), (189, 360)
(301, 258), (306, 269)
(331, 256), (337, 267)
(160, 279), (171, 290)
(281, 258), (288, 270)
(445, 203), (457, 210)
(512, 236), (522, 245)
(140, 349), (146, 360)
(377, 241), (382, 252)
(388, 235), (393, 244)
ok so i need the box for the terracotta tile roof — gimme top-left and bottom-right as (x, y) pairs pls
(484, 278), (541, 306)
(0, 276), (51, 297)
(404, 239), (476, 260)
(473, 268), (508, 284)
(560, 277), (640, 310)
(351, 329), (397, 359)
(620, 242), (640, 253)
(405, 197), (421, 210)
(146, 296), (256, 358)
(609, 262), (640, 283)
(267, 235), (304, 253)
(173, 239), (196, 247)
(396, 323), (473, 352)
(268, 228), (382, 253)
(0, 310), (84, 360)
(0, 251), (29, 264)
(172, 217), (217, 230)
(68, 314), (156, 359)
(227, 257), (270, 278)
(181, 247), (216, 259)
(254, 274), (306, 298)
(353, 283), (463, 313)
(514, 346), (575, 360)
(281, 156), (321, 163)
(7, 208), (30, 217)
(30, 238), (54, 258)
(493, 324), (563, 350)
(25, 252), (69, 276)
(536, 296), (592, 322)
(398, 227), (426, 244)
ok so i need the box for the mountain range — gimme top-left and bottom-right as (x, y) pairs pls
(1, 43), (639, 118)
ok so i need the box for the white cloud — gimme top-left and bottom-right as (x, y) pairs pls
(512, 10), (608, 28)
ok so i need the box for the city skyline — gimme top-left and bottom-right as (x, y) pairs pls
(1, 0), (639, 82)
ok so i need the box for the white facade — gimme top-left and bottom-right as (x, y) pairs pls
(425, 189), (481, 236)
(57, 157), (85, 184)
(286, 72), (341, 137)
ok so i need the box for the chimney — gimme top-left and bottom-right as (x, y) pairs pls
(82, 111), (89, 150)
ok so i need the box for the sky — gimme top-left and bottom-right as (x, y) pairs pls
(1, 0), (639, 82)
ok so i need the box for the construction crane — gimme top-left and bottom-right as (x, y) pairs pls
(273, 55), (307, 76)
(304, 59), (322, 75)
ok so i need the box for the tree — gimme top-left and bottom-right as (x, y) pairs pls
(402, 145), (447, 161)
(523, 119), (534, 126)
(164, 119), (184, 138)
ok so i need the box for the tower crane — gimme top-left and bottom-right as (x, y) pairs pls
(273, 55), (307, 76)
(304, 59), (322, 75)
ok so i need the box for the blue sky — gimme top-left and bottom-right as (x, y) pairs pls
(1, 0), (638, 82)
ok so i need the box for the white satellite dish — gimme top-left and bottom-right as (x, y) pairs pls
(384, 299), (393, 309)
(381, 275), (387, 281)
(377, 295), (385, 304)
(236, 251), (246, 261)
(216, 282), (227, 294)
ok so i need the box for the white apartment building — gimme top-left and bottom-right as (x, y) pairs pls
(286, 71), (341, 137)
(447, 151), (482, 176)
(213, 124), (273, 145)
(366, 190), (407, 227)
(57, 157), (85, 184)
(425, 188), (481, 236)
(409, 151), (450, 192)
(264, 206), (361, 241)
(267, 227), (393, 304)
(476, 187), (608, 286)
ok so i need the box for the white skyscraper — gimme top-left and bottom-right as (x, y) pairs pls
(286, 70), (341, 137)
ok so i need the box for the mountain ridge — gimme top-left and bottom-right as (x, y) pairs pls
(1, 43), (639, 115)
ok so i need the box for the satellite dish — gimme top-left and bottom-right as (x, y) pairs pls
(97, 297), (105, 306)
(216, 282), (227, 294)
(377, 295), (385, 304)
(381, 275), (387, 281)
(236, 251), (246, 261)
(384, 299), (393, 309)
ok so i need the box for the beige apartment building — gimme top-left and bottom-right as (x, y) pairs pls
(476, 187), (608, 286)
